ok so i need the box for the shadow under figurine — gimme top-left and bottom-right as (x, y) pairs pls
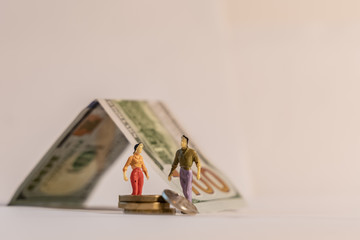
(123, 143), (149, 195)
(168, 135), (201, 202)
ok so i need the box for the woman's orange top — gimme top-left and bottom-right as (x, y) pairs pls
(123, 153), (148, 173)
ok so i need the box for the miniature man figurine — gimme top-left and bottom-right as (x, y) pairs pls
(123, 143), (149, 195)
(168, 135), (201, 202)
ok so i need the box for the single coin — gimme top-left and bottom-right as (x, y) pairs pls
(161, 189), (199, 214)
(124, 208), (176, 215)
(118, 202), (170, 210)
(118, 195), (166, 203)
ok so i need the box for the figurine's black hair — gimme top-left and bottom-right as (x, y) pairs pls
(134, 142), (143, 153)
(182, 135), (189, 145)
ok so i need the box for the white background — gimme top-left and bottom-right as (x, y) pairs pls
(1, 0), (360, 239)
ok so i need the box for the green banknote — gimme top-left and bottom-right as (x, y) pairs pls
(10, 99), (245, 212)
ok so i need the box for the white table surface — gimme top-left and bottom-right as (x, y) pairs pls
(2, 197), (360, 240)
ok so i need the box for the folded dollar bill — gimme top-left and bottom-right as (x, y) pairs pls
(9, 99), (245, 212)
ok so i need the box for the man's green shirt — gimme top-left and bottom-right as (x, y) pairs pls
(170, 147), (199, 173)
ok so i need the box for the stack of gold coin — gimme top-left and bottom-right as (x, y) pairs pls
(118, 195), (176, 215)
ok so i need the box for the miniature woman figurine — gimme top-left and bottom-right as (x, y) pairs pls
(123, 143), (149, 195)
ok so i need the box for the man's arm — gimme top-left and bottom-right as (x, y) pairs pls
(193, 151), (201, 180)
(168, 151), (179, 181)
